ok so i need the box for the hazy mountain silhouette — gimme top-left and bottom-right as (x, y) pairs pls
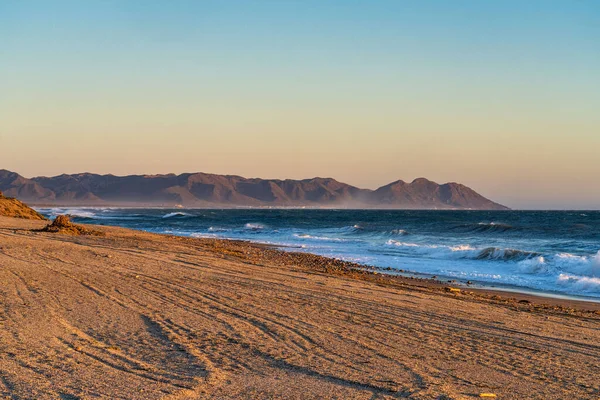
(0, 169), (508, 209)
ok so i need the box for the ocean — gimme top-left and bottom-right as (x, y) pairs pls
(36, 208), (600, 300)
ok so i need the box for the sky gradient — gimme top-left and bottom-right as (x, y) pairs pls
(1, 1), (599, 209)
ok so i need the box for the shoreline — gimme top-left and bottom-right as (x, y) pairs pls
(362, 266), (600, 305)
(198, 236), (600, 314)
(1, 215), (599, 399)
(5, 214), (600, 312)
(27, 211), (600, 309)
(109, 231), (600, 309)
(32, 207), (600, 305)
(275, 242), (600, 306)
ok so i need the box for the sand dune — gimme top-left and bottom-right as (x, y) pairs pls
(0, 216), (598, 399)
(0, 191), (46, 220)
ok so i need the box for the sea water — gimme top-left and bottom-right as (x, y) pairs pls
(36, 208), (600, 299)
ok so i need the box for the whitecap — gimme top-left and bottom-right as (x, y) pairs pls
(553, 251), (600, 277)
(389, 229), (409, 236)
(517, 257), (548, 274)
(244, 223), (266, 230)
(385, 241), (542, 263)
(557, 273), (600, 293)
(208, 226), (229, 232)
(61, 209), (97, 219)
(190, 232), (218, 238)
(293, 233), (347, 242)
(162, 212), (190, 219)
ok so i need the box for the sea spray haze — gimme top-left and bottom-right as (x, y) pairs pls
(36, 208), (600, 299)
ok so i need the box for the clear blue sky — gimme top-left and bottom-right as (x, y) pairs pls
(1, 1), (599, 209)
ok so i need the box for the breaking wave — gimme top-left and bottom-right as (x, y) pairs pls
(335, 225), (409, 237)
(475, 247), (541, 261)
(557, 274), (600, 293)
(293, 234), (349, 242)
(64, 210), (97, 219)
(244, 223), (266, 230)
(554, 251), (600, 277)
(190, 232), (218, 239)
(387, 240), (543, 262)
(454, 222), (518, 234)
(162, 212), (191, 219)
(40, 208), (98, 219)
(208, 226), (229, 232)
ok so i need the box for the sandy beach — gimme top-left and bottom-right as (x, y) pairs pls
(1, 216), (599, 399)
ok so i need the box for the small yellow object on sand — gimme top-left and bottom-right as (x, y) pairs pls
(479, 394), (497, 398)
(444, 287), (461, 293)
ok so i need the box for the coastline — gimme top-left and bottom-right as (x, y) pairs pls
(1, 215), (599, 399)
(201, 237), (600, 314)
(18, 212), (600, 310)
(271, 242), (600, 307)
(32, 207), (600, 304)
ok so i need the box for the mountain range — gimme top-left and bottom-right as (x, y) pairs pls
(0, 169), (508, 209)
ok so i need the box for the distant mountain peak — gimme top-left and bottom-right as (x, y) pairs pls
(0, 170), (509, 210)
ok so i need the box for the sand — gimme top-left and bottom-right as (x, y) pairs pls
(0, 193), (46, 220)
(0, 216), (599, 399)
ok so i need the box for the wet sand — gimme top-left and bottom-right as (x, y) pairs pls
(1, 216), (599, 399)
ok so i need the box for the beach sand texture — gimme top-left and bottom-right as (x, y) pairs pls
(0, 216), (599, 399)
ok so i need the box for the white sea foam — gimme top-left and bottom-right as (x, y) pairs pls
(557, 274), (600, 293)
(64, 209), (97, 219)
(389, 229), (409, 236)
(553, 251), (600, 277)
(517, 257), (548, 274)
(386, 240), (543, 262)
(162, 212), (190, 219)
(475, 247), (541, 261)
(44, 208), (98, 219)
(293, 234), (348, 242)
(190, 232), (218, 238)
(477, 222), (510, 227)
(386, 241), (484, 261)
(386, 240), (476, 252)
(463, 222), (516, 233)
(450, 244), (477, 251)
(208, 226), (229, 232)
(244, 223), (266, 230)
(385, 242), (600, 295)
(386, 241), (421, 248)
